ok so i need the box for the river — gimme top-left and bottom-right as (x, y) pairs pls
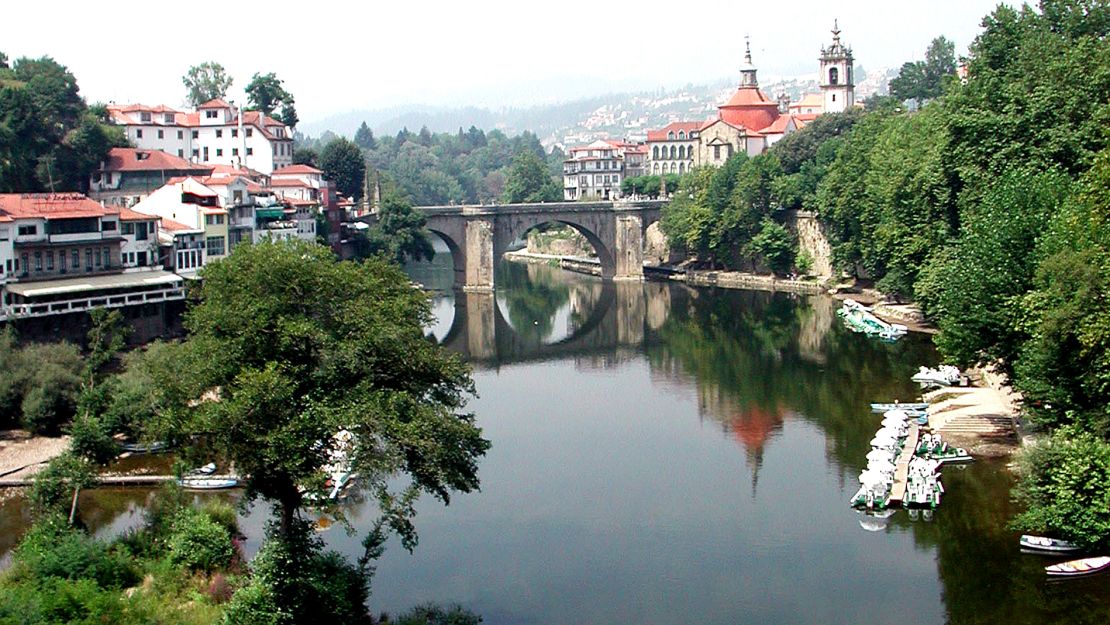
(3, 257), (1110, 624)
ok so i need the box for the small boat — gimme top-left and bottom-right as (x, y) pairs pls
(119, 441), (168, 454)
(190, 462), (217, 475)
(871, 403), (929, 413)
(179, 477), (239, 490)
(912, 365), (962, 388)
(1021, 535), (1082, 554)
(1045, 556), (1110, 578)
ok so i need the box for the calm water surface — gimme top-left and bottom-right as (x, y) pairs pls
(3, 258), (1110, 624)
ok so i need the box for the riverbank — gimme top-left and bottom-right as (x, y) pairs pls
(0, 431), (69, 481)
(924, 367), (1021, 459)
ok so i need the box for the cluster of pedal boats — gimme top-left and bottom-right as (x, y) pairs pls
(851, 405), (972, 512)
(1019, 535), (1110, 578)
(837, 299), (908, 341)
(911, 365), (964, 389)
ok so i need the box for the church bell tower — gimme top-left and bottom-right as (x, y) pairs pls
(820, 20), (854, 113)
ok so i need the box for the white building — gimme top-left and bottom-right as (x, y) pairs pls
(131, 178), (229, 276)
(562, 140), (629, 200)
(646, 122), (701, 176)
(108, 99), (295, 175)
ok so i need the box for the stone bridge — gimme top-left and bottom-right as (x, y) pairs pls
(403, 200), (666, 291)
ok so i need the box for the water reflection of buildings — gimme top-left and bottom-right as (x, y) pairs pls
(700, 389), (786, 495)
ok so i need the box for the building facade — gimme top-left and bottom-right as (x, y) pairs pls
(646, 122), (700, 176)
(108, 100), (295, 175)
(562, 140), (626, 200)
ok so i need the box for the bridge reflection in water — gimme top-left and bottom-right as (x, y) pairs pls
(433, 262), (670, 368)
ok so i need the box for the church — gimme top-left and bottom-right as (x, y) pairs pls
(646, 24), (856, 173)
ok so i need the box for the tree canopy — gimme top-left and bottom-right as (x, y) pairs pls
(502, 150), (561, 203)
(245, 72), (297, 128)
(182, 61), (232, 107)
(318, 137), (366, 201)
(889, 36), (957, 102)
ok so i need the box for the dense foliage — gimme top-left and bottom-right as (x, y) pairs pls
(0, 54), (126, 193)
(182, 61), (233, 107)
(0, 328), (83, 433)
(301, 124), (562, 206)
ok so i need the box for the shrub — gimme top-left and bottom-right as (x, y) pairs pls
(201, 498), (240, 538)
(69, 412), (119, 465)
(391, 604), (484, 625)
(795, 250), (814, 275)
(27, 453), (97, 517)
(224, 581), (282, 625)
(167, 508), (234, 572)
(11, 515), (138, 589)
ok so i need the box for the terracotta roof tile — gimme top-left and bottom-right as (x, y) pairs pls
(0, 193), (106, 219)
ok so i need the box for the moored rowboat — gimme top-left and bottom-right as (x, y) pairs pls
(1020, 535), (1081, 553)
(1045, 556), (1110, 577)
(179, 477), (239, 490)
(871, 403), (928, 412)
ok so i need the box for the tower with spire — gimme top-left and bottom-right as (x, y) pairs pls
(819, 20), (854, 113)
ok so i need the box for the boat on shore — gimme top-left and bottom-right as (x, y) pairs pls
(1020, 535), (1082, 554)
(912, 365), (963, 388)
(1045, 556), (1110, 578)
(871, 402), (929, 412)
(179, 477), (239, 490)
(119, 441), (168, 454)
(837, 299), (908, 341)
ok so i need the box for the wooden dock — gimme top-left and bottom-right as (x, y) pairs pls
(0, 474), (240, 489)
(888, 423), (919, 505)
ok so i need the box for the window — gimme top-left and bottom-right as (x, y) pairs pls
(714, 145), (721, 160)
(678, 131), (686, 139)
(122, 222), (135, 235)
(232, 129), (238, 138)
(206, 110), (218, 119)
(667, 131), (675, 140)
(137, 251), (147, 266)
(829, 67), (839, 86)
(832, 94), (837, 102)
(85, 248), (93, 271)
(103, 247), (111, 268)
(216, 148), (223, 157)
(95, 248), (102, 267)
(17, 225), (36, 236)
(246, 128), (253, 137)
(0, 228), (7, 241)
(246, 148), (253, 156)
(233, 190), (243, 204)
(165, 113), (175, 123)
(136, 129), (143, 139)
(177, 130), (184, 139)
(203, 147), (209, 161)
(102, 220), (117, 232)
(72, 250), (80, 269)
(157, 129), (164, 139)
(46, 251), (54, 271)
(21, 254), (28, 274)
(206, 236), (225, 257)
(136, 222), (149, 240)
(216, 129), (223, 138)
(232, 148), (239, 156)
(178, 149), (184, 157)
(652, 146), (659, 159)
(34, 251), (42, 271)
(192, 130), (199, 139)
(140, 111), (152, 122)
(192, 149), (199, 158)
(205, 214), (225, 225)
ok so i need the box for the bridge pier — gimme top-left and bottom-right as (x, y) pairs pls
(613, 214), (645, 282)
(464, 218), (495, 292)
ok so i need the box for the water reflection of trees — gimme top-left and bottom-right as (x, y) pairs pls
(496, 263), (576, 344)
(646, 289), (937, 472)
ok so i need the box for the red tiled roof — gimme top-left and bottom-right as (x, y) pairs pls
(160, 218), (197, 232)
(101, 148), (211, 173)
(718, 87), (782, 132)
(197, 98), (232, 109)
(760, 115), (793, 135)
(646, 121), (703, 142)
(117, 207), (159, 222)
(273, 164), (323, 175)
(269, 179), (311, 188)
(0, 193), (106, 219)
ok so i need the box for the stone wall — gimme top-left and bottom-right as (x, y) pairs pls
(526, 226), (593, 257)
(782, 210), (833, 278)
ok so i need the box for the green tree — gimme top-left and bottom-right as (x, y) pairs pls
(182, 61), (232, 107)
(362, 192), (435, 264)
(502, 151), (560, 203)
(1012, 427), (1110, 550)
(354, 121), (377, 150)
(318, 137), (366, 201)
(748, 218), (795, 275)
(245, 72), (291, 117)
(292, 147), (317, 167)
(159, 241), (489, 550)
(890, 36), (956, 102)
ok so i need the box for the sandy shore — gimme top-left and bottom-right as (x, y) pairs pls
(0, 430), (70, 481)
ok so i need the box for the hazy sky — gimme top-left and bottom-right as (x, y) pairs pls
(6, 0), (1019, 123)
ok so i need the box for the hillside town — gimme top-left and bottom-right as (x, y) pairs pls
(563, 26), (856, 200)
(0, 98), (362, 322)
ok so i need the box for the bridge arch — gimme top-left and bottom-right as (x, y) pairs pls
(497, 216), (616, 280)
(426, 228), (466, 287)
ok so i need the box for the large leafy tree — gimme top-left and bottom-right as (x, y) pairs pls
(152, 241), (489, 551)
(245, 72), (298, 128)
(0, 55), (124, 192)
(502, 150), (560, 203)
(361, 192), (435, 264)
(318, 137), (366, 201)
(890, 36), (957, 102)
(182, 61), (232, 107)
